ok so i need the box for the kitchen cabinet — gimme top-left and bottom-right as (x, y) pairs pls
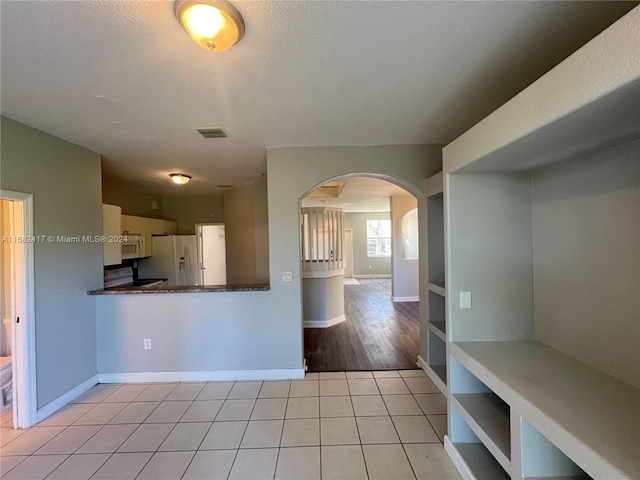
(121, 214), (177, 256)
(102, 204), (122, 266)
(121, 215), (141, 235)
(163, 220), (177, 235)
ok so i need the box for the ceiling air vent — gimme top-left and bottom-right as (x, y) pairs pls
(196, 128), (228, 139)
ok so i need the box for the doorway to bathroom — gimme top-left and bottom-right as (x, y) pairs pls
(0, 190), (36, 428)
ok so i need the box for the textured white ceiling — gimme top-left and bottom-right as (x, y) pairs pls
(1, 1), (636, 195)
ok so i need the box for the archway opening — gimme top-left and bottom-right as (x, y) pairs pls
(299, 175), (421, 371)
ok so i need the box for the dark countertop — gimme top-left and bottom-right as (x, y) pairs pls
(88, 284), (271, 295)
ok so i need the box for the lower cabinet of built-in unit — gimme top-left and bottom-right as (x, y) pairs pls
(449, 355), (511, 478)
(427, 331), (447, 388)
(448, 355), (592, 480)
(518, 419), (591, 480)
(426, 290), (447, 389)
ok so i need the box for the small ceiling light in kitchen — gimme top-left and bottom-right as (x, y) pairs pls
(170, 173), (192, 185)
(174, 0), (245, 52)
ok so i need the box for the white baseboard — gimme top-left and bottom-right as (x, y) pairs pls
(353, 274), (391, 279)
(417, 355), (428, 371)
(98, 368), (306, 383)
(36, 374), (98, 423)
(445, 436), (476, 480)
(392, 296), (419, 302)
(303, 315), (346, 328)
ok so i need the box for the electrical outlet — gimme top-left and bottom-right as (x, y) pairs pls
(460, 291), (472, 309)
(282, 272), (293, 282)
(144, 338), (151, 350)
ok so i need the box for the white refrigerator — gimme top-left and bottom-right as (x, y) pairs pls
(139, 235), (199, 286)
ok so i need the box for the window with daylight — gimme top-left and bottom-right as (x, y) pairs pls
(366, 219), (391, 257)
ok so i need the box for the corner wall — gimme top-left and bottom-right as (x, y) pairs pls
(391, 195), (419, 300)
(268, 145), (442, 367)
(1, 116), (103, 408)
(96, 145), (441, 378)
(532, 143), (640, 387)
(224, 181), (269, 284)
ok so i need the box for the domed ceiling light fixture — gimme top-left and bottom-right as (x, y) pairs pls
(170, 173), (192, 185)
(174, 0), (245, 52)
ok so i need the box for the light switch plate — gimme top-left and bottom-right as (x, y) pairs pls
(460, 291), (472, 309)
(282, 271), (293, 282)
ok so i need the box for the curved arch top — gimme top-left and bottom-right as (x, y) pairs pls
(299, 171), (427, 204)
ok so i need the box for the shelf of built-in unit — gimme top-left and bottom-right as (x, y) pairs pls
(423, 363), (447, 397)
(424, 330), (447, 394)
(451, 393), (510, 472)
(427, 281), (446, 297)
(425, 171), (444, 197)
(430, 364), (447, 386)
(427, 320), (446, 340)
(450, 341), (640, 479)
(449, 442), (510, 480)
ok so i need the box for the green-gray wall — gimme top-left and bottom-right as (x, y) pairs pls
(268, 145), (442, 367)
(162, 194), (224, 234)
(345, 212), (391, 276)
(224, 181), (269, 284)
(391, 195), (419, 300)
(532, 144), (639, 387)
(102, 181), (163, 219)
(96, 145), (441, 376)
(1, 116), (103, 408)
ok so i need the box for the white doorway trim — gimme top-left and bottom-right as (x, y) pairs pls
(1, 190), (37, 429)
(195, 223), (227, 286)
(344, 228), (354, 278)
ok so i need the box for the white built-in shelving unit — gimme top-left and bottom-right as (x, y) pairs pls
(443, 7), (639, 480)
(421, 171), (448, 394)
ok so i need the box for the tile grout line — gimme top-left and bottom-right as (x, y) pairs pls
(181, 379), (238, 479)
(224, 381), (262, 479)
(130, 381), (206, 480)
(52, 391), (151, 480)
(385, 372), (419, 480)
(178, 380), (237, 479)
(107, 382), (196, 479)
(273, 381), (291, 479)
(2, 373), (450, 479)
(395, 379), (420, 480)
(403, 373), (446, 444)
(34, 400), (135, 478)
(348, 388), (369, 480)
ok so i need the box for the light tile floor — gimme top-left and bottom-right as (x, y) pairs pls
(0, 370), (461, 479)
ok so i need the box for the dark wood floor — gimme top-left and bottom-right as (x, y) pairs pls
(304, 278), (420, 371)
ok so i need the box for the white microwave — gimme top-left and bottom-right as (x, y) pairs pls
(121, 235), (146, 259)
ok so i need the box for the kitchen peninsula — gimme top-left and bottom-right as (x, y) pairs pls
(90, 279), (299, 384)
(88, 283), (269, 294)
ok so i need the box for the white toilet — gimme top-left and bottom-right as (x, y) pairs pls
(0, 318), (12, 410)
